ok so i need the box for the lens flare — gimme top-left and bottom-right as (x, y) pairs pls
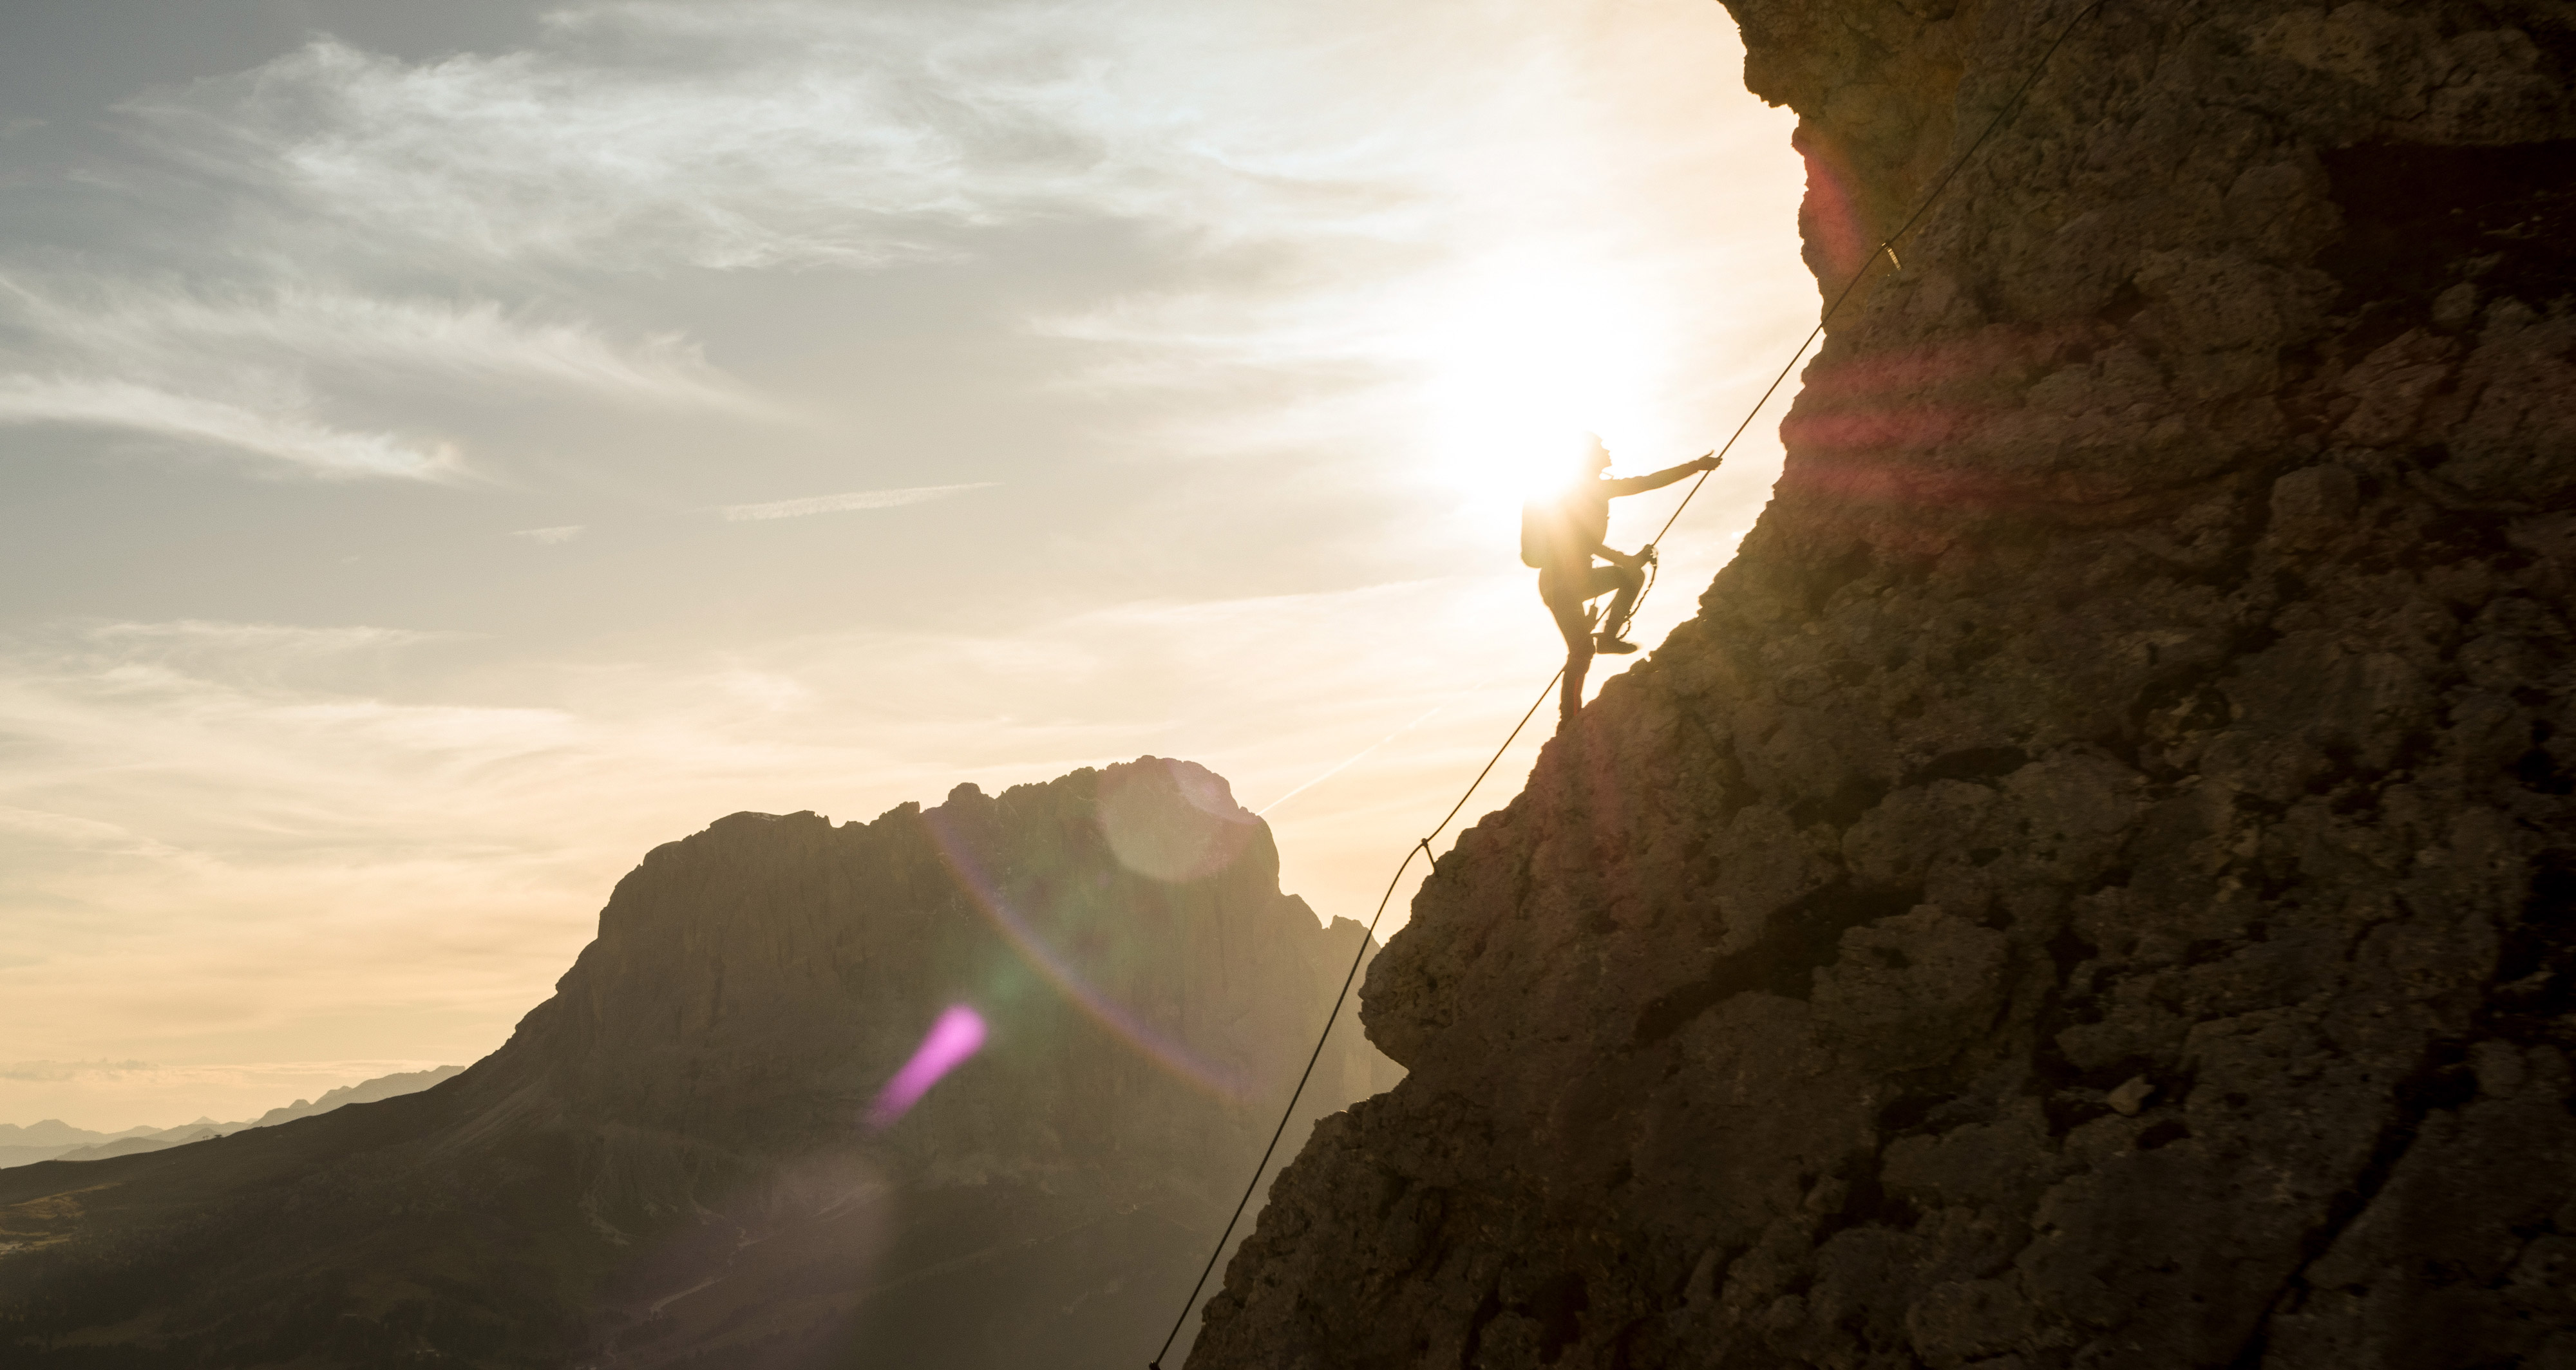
(865, 1004), (987, 1131)
(922, 807), (1249, 1099)
(1097, 760), (1256, 882)
(1799, 144), (1872, 283)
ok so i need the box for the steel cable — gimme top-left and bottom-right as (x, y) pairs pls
(1147, 5), (2105, 1363)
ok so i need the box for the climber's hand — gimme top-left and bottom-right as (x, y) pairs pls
(1692, 452), (1720, 473)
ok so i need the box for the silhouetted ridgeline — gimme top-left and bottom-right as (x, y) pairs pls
(0, 1066), (469, 1170)
(0, 758), (1397, 1368)
(1193, 3), (2576, 1367)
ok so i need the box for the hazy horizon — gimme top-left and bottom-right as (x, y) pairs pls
(1, 0), (1812, 1132)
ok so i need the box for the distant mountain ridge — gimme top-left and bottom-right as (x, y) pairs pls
(0, 1120), (165, 1148)
(228, 1064), (469, 1132)
(0, 1065), (465, 1169)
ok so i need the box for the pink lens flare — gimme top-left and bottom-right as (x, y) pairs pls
(1799, 146), (1873, 281)
(921, 809), (1251, 1100)
(866, 1004), (987, 1131)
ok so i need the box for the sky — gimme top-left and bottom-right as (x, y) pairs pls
(0, 0), (1812, 1131)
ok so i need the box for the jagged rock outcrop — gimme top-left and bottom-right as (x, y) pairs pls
(1193, 4), (2574, 1367)
(0, 758), (1397, 1368)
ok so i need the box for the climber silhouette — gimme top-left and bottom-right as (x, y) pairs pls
(1522, 435), (1718, 728)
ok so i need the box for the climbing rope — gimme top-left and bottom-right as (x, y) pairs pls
(1638, 0), (2112, 568)
(1146, 4), (2107, 1364)
(1145, 668), (1559, 1369)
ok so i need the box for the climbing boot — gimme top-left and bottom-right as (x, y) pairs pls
(1593, 634), (1640, 655)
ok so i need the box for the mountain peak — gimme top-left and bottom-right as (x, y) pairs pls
(0, 760), (1398, 1367)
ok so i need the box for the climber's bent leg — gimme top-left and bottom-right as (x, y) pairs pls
(1594, 564), (1645, 646)
(1539, 568), (1598, 729)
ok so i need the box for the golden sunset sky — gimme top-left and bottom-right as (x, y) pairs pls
(0, 0), (1811, 1129)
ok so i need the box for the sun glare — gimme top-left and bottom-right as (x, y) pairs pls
(1413, 249), (1666, 519)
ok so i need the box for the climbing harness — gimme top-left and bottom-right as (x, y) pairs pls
(1146, 3), (2108, 1364)
(1603, 544), (1658, 644)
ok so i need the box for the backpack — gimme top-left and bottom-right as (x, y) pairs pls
(1519, 500), (1559, 568)
(1520, 489), (1600, 569)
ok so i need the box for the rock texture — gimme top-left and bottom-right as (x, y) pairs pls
(0, 758), (1396, 1368)
(1191, 4), (2575, 1367)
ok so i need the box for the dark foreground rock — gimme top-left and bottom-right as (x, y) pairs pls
(1191, 3), (2575, 1368)
(0, 758), (1396, 1368)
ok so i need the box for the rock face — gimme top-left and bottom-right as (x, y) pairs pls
(1191, 5), (2575, 1368)
(0, 758), (1396, 1368)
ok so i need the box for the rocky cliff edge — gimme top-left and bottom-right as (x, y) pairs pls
(1190, 3), (2575, 1367)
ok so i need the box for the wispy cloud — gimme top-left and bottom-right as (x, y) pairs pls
(75, 618), (453, 664)
(0, 375), (457, 479)
(82, 620), (447, 654)
(0, 1060), (156, 1083)
(719, 483), (995, 521)
(157, 32), (1036, 270)
(0, 807), (190, 860)
(133, 4), (1431, 273)
(0, 272), (769, 482)
(511, 525), (585, 544)
(0, 274), (762, 411)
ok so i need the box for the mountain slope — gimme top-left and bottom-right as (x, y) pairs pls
(229, 1065), (469, 1134)
(0, 758), (1396, 1368)
(0, 1067), (471, 1170)
(1189, 3), (2576, 1367)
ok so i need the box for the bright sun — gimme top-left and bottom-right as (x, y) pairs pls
(1412, 248), (1667, 517)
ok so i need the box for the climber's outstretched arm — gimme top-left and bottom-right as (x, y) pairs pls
(1603, 452), (1719, 498)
